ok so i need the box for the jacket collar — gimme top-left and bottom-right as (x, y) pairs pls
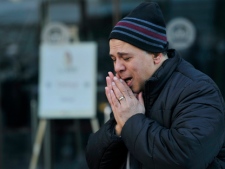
(143, 49), (181, 106)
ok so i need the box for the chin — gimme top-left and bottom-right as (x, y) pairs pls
(131, 88), (139, 94)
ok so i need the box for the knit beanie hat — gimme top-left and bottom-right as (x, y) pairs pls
(109, 2), (168, 53)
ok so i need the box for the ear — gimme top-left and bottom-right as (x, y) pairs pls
(153, 53), (163, 64)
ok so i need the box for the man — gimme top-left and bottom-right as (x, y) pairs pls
(86, 2), (225, 169)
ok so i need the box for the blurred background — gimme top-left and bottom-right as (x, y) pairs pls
(0, 0), (225, 169)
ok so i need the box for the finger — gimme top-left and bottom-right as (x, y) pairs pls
(112, 81), (125, 102)
(118, 78), (135, 98)
(116, 73), (121, 79)
(120, 78), (135, 99)
(118, 78), (135, 99)
(105, 88), (120, 124)
(138, 92), (144, 105)
(110, 88), (120, 107)
(106, 76), (112, 91)
(113, 77), (134, 100)
(105, 87), (112, 105)
(108, 72), (115, 81)
(105, 85), (121, 108)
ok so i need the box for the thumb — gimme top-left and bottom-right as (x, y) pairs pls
(138, 92), (144, 105)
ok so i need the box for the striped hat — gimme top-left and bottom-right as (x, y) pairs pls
(109, 2), (168, 53)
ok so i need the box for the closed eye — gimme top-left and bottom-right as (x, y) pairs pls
(110, 56), (116, 62)
(124, 57), (130, 61)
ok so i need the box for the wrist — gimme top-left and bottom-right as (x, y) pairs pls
(115, 124), (122, 137)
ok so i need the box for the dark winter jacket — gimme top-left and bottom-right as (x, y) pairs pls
(86, 49), (225, 169)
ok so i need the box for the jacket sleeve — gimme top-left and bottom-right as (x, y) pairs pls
(85, 113), (128, 169)
(121, 80), (225, 169)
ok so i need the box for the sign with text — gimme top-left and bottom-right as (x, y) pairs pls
(38, 42), (97, 119)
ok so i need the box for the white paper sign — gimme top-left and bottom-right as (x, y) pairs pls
(38, 42), (97, 119)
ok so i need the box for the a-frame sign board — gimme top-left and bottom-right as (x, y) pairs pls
(29, 42), (99, 169)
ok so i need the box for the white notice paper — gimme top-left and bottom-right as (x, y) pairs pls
(38, 42), (97, 119)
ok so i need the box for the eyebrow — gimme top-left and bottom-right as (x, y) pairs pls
(118, 52), (129, 56)
(109, 52), (130, 57)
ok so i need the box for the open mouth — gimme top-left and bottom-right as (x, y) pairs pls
(124, 77), (132, 87)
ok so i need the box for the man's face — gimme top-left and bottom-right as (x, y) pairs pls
(109, 39), (159, 94)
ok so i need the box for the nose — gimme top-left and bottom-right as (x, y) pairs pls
(114, 60), (125, 73)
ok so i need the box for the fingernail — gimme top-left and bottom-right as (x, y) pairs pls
(113, 76), (118, 80)
(120, 79), (123, 82)
(112, 82), (115, 85)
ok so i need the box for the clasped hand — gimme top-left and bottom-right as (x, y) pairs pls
(105, 72), (145, 136)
